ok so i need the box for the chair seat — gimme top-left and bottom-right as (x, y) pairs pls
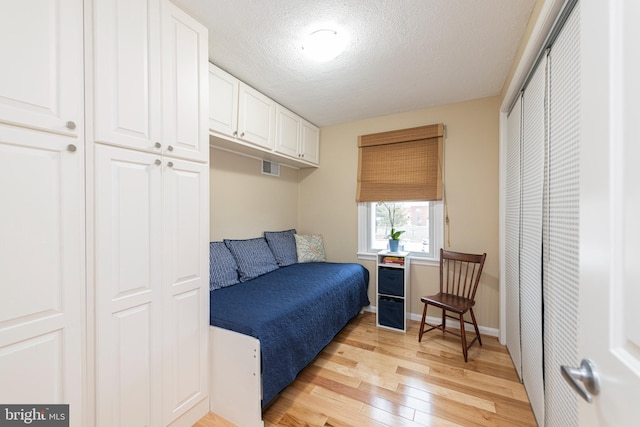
(421, 292), (475, 314)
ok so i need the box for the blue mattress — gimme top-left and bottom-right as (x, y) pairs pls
(209, 262), (370, 407)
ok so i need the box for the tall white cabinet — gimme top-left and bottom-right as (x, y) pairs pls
(0, 1), (84, 425)
(0, 0), (209, 426)
(91, 0), (209, 426)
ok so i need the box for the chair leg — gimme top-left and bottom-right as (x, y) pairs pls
(441, 308), (446, 334)
(459, 314), (468, 362)
(418, 303), (428, 342)
(470, 308), (482, 346)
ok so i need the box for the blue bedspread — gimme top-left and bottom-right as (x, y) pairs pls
(209, 262), (370, 407)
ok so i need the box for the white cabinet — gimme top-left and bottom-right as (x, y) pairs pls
(0, 1), (84, 425)
(0, 0), (83, 138)
(209, 64), (275, 150)
(275, 105), (319, 165)
(94, 0), (208, 163)
(376, 252), (410, 332)
(94, 144), (209, 426)
(94, 144), (163, 427)
(161, 1), (209, 162)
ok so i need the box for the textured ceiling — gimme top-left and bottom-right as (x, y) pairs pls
(174, 0), (537, 127)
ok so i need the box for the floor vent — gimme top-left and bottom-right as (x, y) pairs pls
(261, 160), (280, 177)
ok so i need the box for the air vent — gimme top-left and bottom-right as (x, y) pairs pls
(261, 160), (280, 177)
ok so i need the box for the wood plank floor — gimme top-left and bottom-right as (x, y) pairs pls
(195, 312), (537, 427)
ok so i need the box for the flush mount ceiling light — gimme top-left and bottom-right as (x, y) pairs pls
(302, 29), (348, 62)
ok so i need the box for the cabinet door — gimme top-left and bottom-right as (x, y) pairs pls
(161, 0), (209, 163)
(209, 64), (239, 137)
(0, 0), (83, 137)
(0, 127), (83, 424)
(238, 82), (275, 149)
(94, 144), (162, 427)
(275, 105), (300, 159)
(161, 159), (209, 424)
(93, 0), (162, 153)
(300, 119), (320, 165)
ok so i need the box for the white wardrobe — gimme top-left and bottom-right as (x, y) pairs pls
(504, 1), (580, 426)
(0, 1), (210, 426)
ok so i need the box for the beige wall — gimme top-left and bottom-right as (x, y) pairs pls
(209, 147), (299, 241)
(299, 96), (501, 329)
(209, 96), (501, 329)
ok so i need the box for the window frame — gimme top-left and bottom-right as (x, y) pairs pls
(357, 200), (443, 266)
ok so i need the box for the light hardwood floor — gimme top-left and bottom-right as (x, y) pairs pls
(195, 312), (537, 427)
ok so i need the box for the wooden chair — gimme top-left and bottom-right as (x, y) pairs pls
(418, 249), (487, 362)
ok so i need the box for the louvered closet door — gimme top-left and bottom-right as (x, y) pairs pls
(505, 96), (522, 378)
(520, 57), (546, 426)
(544, 3), (581, 426)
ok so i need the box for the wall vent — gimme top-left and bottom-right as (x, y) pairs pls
(261, 160), (280, 177)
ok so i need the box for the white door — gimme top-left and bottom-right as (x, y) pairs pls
(161, 158), (209, 424)
(93, 0), (162, 153)
(577, 0), (640, 424)
(0, 126), (83, 423)
(275, 105), (300, 159)
(0, 0), (83, 137)
(161, 0), (209, 163)
(94, 144), (162, 427)
(209, 64), (239, 137)
(300, 119), (320, 165)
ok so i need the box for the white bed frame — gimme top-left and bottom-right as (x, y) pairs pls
(209, 325), (264, 427)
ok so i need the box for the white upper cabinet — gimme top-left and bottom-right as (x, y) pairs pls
(161, 1), (209, 162)
(208, 64), (239, 137)
(0, 0), (83, 138)
(94, 0), (208, 162)
(237, 82), (275, 149)
(94, 0), (162, 152)
(275, 105), (319, 166)
(209, 63), (275, 150)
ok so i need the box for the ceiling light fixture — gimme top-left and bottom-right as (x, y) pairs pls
(302, 29), (348, 62)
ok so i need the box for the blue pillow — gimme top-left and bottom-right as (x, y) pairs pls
(264, 229), (298, 266)
(209, 242), (240, 290)
(224, 238), (279, 282)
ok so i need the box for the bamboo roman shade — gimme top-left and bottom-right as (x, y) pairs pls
(356, 124), (444, 202)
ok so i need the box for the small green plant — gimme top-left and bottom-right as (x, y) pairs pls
(389, 228), (405, 240)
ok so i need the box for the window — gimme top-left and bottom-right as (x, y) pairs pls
(358, 200), (443, 261)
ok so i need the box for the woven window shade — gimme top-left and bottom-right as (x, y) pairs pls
(356, 124), (444, 202)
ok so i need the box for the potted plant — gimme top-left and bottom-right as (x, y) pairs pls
(381, 202), (405, 252)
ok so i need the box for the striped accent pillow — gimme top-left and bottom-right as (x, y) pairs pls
(224, 238), (279, 282)
(209, 242), (240, 290)
(264, 229), (297, 266)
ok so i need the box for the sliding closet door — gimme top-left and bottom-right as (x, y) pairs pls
(505, 97), (522, 378)
(520, 58), (546, 426)
(544, 3), (581, 426)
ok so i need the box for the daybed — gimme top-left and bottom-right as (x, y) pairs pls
(207, 230), (370, 427)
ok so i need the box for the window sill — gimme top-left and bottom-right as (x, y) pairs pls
(357, 251), (439, 267)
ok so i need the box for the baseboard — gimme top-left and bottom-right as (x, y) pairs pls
(363, 305), (499, 337)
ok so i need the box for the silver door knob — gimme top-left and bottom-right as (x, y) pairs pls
(67, 144), (77, 152)
(66, 121), (76, 130)
(154, 142), (161, 149)
(561, 359), (600, 403)
(167, 161), (173, 168)
(155, 159), (161, 165)
(167, 145), (174, 151)
(240, 132), (245, 137)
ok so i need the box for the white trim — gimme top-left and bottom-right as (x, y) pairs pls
(362, 306), (499, 338)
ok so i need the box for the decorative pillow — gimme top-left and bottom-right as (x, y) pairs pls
(224, 238), (279, 282)
(209, 242), (240, 290)
(294, 234), (326, 263)
(264, 229), (298, 266)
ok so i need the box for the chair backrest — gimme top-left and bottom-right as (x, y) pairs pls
(439, 249), (487, 301)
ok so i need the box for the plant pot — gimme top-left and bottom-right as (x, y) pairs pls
(388, 239), (400, 252)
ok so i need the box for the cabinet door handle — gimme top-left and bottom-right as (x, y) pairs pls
(240, 132), (245, 137)
(167, 145), (174, 152)
(67, 144), (77, 152)
(155, 159), (161, 165)
(167, 161), (174, 168)
(66, 121), (76, 130)
(233, 130), (238, 136)
(154, 142), (161, 149)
